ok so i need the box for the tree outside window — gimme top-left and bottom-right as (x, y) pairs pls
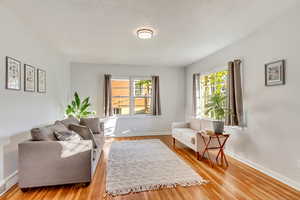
(197, 70), (228, 119)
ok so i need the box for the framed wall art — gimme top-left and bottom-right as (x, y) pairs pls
(6, 56), (21, 90)
(265, 60), (285, 86)
(24, 64), (35, 92)
(37, 68), (46, 93)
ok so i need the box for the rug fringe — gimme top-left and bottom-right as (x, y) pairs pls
(106, 179), (208, 197)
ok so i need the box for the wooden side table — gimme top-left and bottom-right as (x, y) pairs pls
(199, 133), (230, 167)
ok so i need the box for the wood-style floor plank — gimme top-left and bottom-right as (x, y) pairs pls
(1, 135), (300, 200)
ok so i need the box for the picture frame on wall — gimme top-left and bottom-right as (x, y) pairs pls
(37, 68), (46, 93)
(6, 56), (21, 90)
(265, 60), (285, 86)
(24, 64), (35, 92)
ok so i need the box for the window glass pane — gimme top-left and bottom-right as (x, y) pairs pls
(133, 80), (152, 97)
(112, 97), (130, 115)
(134, 97), (152, 114)
(197, 70), (228, 119)
(112, 88), (129, 97)
(112, 79), (129, 88)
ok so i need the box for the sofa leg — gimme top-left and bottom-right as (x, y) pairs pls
(20, 188), (29, 192)
(173, 138), (176, 148)
(83, 182), (90, 187)
(197, 152), (200, 160)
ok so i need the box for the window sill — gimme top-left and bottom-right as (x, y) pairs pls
(224, 125), (245, 131)
(107, 115), (162, 120)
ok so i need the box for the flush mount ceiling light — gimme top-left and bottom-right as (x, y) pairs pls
(136, 28), (154, 39)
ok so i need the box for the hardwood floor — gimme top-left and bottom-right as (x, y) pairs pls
(2, 135), (300, 200)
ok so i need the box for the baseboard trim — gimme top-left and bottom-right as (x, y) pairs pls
(0, 171), (18, 196)
(106, 129), (171, 138)
(226, 151), (300, 191)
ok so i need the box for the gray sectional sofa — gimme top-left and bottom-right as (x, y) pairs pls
(18, 116), (104, 191)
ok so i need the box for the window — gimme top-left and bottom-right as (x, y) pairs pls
(196, 69), (228, 119)
(112, 77), (152, 115)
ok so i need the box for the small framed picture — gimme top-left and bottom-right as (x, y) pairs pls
(265, 60), (285, 86)
(37, 69), (46, 93)
(24, 64), (35, 92)
(6, 56), (21, 90)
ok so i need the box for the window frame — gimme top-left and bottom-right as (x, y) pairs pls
(195, 64), (246, 128)
(196, 66), (228, 119)
(111, 76), (153, 116)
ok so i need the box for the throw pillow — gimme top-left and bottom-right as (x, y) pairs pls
(58, 116), (80, 128)
(80, 117), (101, 134)
(52, 122), (70, 132)
(69, 124), (98, 148)
(31, 126), (56, 141)
(31, 122), (70, 141)
(54, 130), (82, 141)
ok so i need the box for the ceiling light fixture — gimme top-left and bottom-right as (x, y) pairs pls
(136, 28), (154, 39)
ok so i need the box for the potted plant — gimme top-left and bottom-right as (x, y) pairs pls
(204, 93), (230, 134)
(65, 92), (96, 119)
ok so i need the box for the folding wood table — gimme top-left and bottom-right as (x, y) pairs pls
(199, 133), (230, 167)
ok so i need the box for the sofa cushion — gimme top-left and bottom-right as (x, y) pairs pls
(69, 124), (98, 148)
(31, 123), (69, 141)
(190, 119), (201, 131)
(58, 116), (80, 128)
(200, 119), (214, 131)
(80, 117), (101, 134)
(173, 128), (198, 135)
(54, 130), (82, 141)
(172, 128), (198, 150)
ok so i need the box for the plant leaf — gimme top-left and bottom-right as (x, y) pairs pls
(74, 92), (81, 109)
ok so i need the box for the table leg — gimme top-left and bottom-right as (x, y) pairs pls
(222, 150), (228, 167)
(200, 136), (214, 167)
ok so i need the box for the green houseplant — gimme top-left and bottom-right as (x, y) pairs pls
(205, 93), (230, 134)
(65, 92), (95, 119)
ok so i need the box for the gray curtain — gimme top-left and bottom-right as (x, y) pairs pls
(104, 74), (113, 117)
(152, 76), (161, 115)
(225, 60), (244, 126)
(192, 73), (201, 117)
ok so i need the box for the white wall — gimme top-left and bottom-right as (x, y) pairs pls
(0, 5), (70, 194)
(71, 63), (185, 137)
(185, 4), (300, 189)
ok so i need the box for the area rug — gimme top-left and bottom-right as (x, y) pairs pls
(106, 139), (207, 196)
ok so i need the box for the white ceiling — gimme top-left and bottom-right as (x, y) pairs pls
(2, 0), (298, 67)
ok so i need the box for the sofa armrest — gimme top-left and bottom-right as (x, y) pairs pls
(18, 140), (93, 188)
(172, 122), (190, 129)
